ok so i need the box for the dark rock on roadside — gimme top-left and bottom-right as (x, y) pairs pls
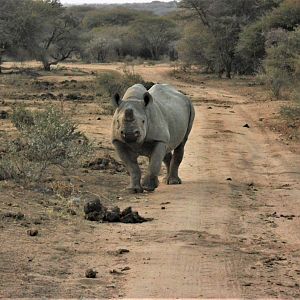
(0, 111), (8, 119)
(85, 268), (98, 278)
(27, 229), (38, 236)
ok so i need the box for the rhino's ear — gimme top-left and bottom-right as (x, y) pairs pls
(143, 92), (153, 107)
(112, 93), (122, 108)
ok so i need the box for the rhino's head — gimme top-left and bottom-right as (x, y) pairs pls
(111, 92), (153, 144)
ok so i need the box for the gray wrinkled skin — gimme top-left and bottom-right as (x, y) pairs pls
(111, 83), (195, 193)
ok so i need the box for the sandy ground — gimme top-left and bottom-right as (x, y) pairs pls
(0, 62), (299, 298)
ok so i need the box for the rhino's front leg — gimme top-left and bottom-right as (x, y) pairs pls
(113, 141), (143, 193)
(142, 142), (166, 191)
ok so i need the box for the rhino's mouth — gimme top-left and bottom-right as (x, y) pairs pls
(121, 130), (140, 143)
(124, 136), (138, 143)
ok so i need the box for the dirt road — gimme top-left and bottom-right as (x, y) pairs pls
(1, 63), (299, 298)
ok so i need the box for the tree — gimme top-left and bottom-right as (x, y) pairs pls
(177, 22), (215, 71)
(0, 0), (34, 73)
(87, 35), (114, 63)
(179, 0), (282, 77)
(82, 8), (145, 30)
(130, 16), (179, 60)
(25, 0), (80, 71)
(263, 27), (300, 98)
(236, 0), (300, 74)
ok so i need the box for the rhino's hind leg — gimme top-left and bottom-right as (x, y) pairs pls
(163, 152), (172, 183)
(166, 143), (185, 185)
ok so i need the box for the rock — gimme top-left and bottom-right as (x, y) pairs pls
(0, 111), (8, 119)
(226, 177), (232, 181)
(67, 208), (76, 215)
(110, 269), (122, 275)
(85, 268), (97, 278)
(116, 248), (130, 255)
(243, 123), (250, 128)
(27, 229), (38, 236)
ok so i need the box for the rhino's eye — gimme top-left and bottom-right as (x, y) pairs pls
(142, 120), (145, 124)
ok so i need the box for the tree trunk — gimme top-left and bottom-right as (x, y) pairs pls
(43, 61), (51, 71)
(225, 64), (232, 79)
(218, 68), (224, 78)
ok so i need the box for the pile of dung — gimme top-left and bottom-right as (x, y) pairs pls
(84, 198), (151, 224)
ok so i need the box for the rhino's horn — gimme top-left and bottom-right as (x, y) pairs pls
(125, 108), (134, 121)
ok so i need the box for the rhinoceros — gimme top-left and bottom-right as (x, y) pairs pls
(111, 83), (195, 193)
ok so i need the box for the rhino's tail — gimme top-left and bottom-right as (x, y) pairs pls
(184, 99), (195, 143)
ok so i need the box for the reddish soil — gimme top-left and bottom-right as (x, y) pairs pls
(0, 62), (299, 298)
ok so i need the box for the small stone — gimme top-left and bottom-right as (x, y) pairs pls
(67, 208), (76, 215)
(27, 229), (38, 236)
(116, 248), (130, 255)
(110, 269), (122, 275)
(85, 268), (97, 278)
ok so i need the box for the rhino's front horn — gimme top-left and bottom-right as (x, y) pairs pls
(125, 108), (134, 121)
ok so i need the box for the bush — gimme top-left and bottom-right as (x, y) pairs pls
(96, 68), (146, 114)
(0, 106), (92, 184)
(263, 68), (290, 99)
(263, 27), (300, 98)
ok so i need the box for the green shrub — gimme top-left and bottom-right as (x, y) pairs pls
(0, 106), (92, 184)
(96, 68), (145, 115)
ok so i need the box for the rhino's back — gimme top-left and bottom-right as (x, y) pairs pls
(147, 84), (193, 150)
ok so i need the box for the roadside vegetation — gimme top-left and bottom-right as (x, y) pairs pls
(0, 105), (92, 185)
